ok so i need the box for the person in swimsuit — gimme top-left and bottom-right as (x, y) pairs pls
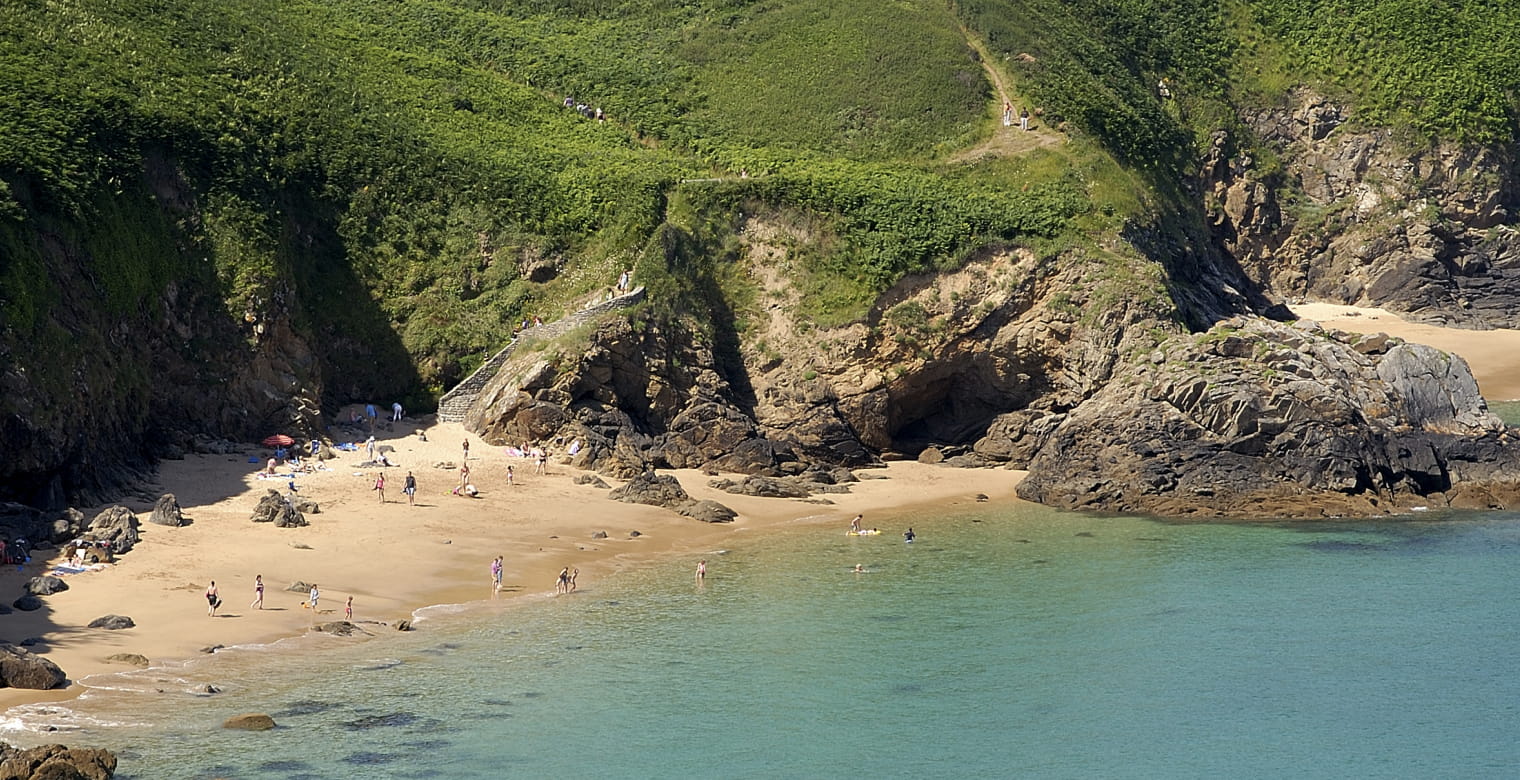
(695, 559), (706, 583)
(250, 574), (264, 610)
(404, 471), (417, 505)
(556, 567), (571, 594)
(373, 472), (386, 502)
(491, 556), (503, 595)
(850, 515), (863, 534)
(455, 463), (470, 495)
(904, 527), (916, 543)
(206, 581), (220, 616)
(345, 595), (353, 621)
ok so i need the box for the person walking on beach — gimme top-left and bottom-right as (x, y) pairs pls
(309, 584), (320, 613)
(556, 567), (571, 594)
(404, 471), (417, 505)
(345, 596), (353, 621)
(506, 464), (514, 486)
(696, 559), (706, 584)
(491, 556), (503, 596)
(250, 575), (264, 610)
(455, 463), (471, 496)
(462, 438), (470, 461)
(365, 435), (377, 462)
(534, 447), (547, 475)
(373, 472), (386, 502)
(206, 581), (220, 616)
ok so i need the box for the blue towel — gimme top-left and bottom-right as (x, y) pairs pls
(248, 456), (260, 463)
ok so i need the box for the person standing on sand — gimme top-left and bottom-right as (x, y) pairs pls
(250, 575), (264, 610)
(345, 596), (353, 621)
(365, 435), (377, 462)
(506, 465), (514, 486)
(206, 581), (220, 616)
(491, 556), (503, 595)
(309, 584), (320, 613)
(391, 401), (403, 422)
(696, 559), (706, 584)
(373, 472), (386, 502)
(556, 567), (571, 594)
(455, 463), (471, 495)
(462, 438), (470, 461)
(404, 471), (417, 505)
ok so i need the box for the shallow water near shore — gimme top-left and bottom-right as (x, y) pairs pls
(7, 501), (1520, 778)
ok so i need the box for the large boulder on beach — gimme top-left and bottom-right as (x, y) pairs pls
(11, 596), (42, 613)
(250, 491), (307, 528)
(148, 494), (185, 527)
(87, 615), (134, 630)
(679, 499), (737, 524)
(24, 577), (67, 596)
(0, 742), (117, 779)
(222, 713), (276, 731)
(0, 646), (66, 690)
(608, 472), (691, 508)
(85, 506), (139, 554)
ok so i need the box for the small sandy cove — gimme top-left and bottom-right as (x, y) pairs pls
(3, 301), (1513, 710)
(0, 419), (1024, 709)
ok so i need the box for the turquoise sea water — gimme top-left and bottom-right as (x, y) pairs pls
(6, 502), (1520, 778)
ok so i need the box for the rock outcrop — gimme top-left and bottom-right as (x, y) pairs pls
(222, 713), (276, 731)
(607, 472), (737, 523)
(23, 577), (67, 597)
(87, 615), (135, 630)
(83, 507), (139, 555)
(0, 742), (117, 779)
(250, 491), (307, 528)
(0, 646), (66, 690)
(1207, 90), (1520, 328)
(1014, 317), (1520, 517)
(148, 494), (184, 527)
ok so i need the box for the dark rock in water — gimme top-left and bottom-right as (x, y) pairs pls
(25, 576), (68, 596)
(343, 712), (419, 730)
(148, 493), (185, 527)
(251, 490), (307, 528)
(12, 595), (43, 612)
(0, 646), (66, 689)
(255, 759), (312, 773)
(343, 751), (401, 765)
(87, 615), (135, 630)
(274, 700), (337, 718)
(105, 653), (149, 667)
(85, 505), (140, 554)
(200, 644), (224, 654)
(195, 684), (221, 695)
(0, 742), (117, 779)
(223, 713), (276, 731)
(18, 638), (39, 647)
(393, 620), (412, 631)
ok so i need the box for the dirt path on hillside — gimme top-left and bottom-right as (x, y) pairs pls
(948, 22), (1064, 163)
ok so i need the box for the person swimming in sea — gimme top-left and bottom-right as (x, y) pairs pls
(904, 527), (915, 543)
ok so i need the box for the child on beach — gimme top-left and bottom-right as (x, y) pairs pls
(309, 584), (320, 612)
(345, 596), (353, 621)
(373, 472), (386, 502)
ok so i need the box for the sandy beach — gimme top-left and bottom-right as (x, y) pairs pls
(0, 417), (1023, 710)
(1293, 302), (1520, 401)
(2, 300), (1513, 712)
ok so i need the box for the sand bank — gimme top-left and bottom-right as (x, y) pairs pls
(1292, 302), (1520, 401)
(0, 419), (1023, 710)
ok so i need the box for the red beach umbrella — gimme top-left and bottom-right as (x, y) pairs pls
(261, 434), (295, 448)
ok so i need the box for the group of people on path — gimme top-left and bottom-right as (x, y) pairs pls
(562, 95), (608, 123)
(1002, 101), (1031, 131)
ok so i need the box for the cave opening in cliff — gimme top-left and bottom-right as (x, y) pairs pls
(886, 373), (1018, 456)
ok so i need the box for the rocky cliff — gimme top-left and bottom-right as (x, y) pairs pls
(1207, 90), (1520, 328)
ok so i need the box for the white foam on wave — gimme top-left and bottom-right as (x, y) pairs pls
(0, 702), (146, 734)
(411, 601), (472, 623)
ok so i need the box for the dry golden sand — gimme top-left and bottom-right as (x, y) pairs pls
(1293, 302), (1520, 401)
(0, 419), (1023, 708)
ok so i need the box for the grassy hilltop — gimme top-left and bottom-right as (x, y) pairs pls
(1, 0), (1518, 499)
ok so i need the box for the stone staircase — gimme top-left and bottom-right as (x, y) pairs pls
(436, 287), (646, 423)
